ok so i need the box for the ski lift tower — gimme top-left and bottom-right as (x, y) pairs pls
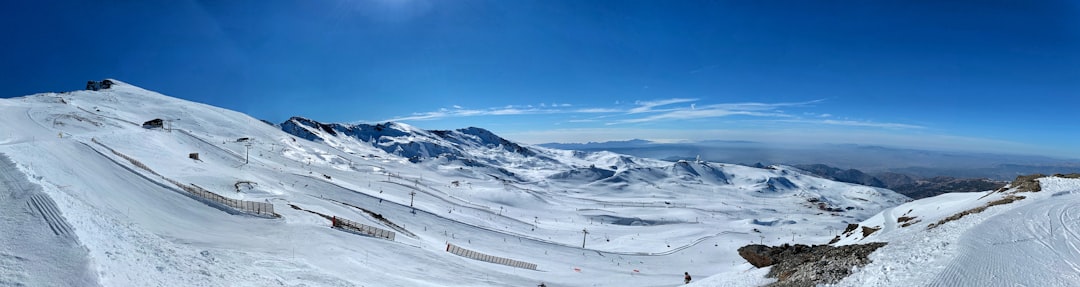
(244, 140), (252, 164)
(581, 228), (589, 248)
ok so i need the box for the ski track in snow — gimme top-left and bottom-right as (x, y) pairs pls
(928, 190), (1080, 286)
(829, 178), (1080, 287)
(0, 153), (99, 287)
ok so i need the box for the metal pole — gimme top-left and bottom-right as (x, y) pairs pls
(410, 191), (416, 207)
(582, 228), (588, 248)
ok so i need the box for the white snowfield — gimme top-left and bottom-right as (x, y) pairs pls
(0, 80), (912, 286)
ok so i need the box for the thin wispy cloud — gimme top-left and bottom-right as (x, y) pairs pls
(386, 106), (559, 121)
(628, 98), (697, 113)
(384, 100), (662, 122)
(574, 108), (622, 113)
(609, 99), (821, 125)
(384, 98), (921, 132)
(611, 109), (790, 125)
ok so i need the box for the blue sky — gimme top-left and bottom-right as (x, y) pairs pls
(2, 1), (1079, 157)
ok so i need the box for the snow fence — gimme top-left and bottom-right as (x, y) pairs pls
(90, 138), (276, 218)
(332, 216), (396, 241)
(446, 243), (538, 270)
(182, 183), (275, 217)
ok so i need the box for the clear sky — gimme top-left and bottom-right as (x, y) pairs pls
(2, 1), (1079, 157)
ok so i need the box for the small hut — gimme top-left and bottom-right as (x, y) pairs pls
(142, 118), (164, 129)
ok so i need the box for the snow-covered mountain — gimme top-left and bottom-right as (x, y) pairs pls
(278, 116), (678, 183)
(281, 117), (536, 162)
(0, 80), (909, 286)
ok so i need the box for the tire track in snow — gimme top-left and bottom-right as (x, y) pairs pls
(28, 194), (74, 236)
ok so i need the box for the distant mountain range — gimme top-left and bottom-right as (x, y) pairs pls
(788, 164), (1005, 199)
(541, 139), (1080, 182)
(279, 118), (1014, 200)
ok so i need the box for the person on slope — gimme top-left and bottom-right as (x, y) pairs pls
(684, 272), (692, 284)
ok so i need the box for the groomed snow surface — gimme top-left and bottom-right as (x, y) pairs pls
(817, 177), (1080, 287)
(2, 81), (1075, 286)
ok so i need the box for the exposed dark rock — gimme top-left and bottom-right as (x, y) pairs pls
(861, 226), (881, 237)
(842, 223), (859, 235)
(85, 79), (113, 91)
(738, 242), (887, 287)
(738, 244), (776, 268)
(1004, 174), (1045, 192)
(928, 194), (1026, 229)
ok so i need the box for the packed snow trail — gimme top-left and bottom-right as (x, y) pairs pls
(821, 177), (1080, 287)
(927, 187), (1080, 286)
(0, 153), (99, 287)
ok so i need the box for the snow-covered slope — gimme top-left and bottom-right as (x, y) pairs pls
(696, 175), (1080, 287)
(0, 80), (908, 286)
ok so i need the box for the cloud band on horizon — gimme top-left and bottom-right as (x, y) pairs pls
(382, 98), (920, 130)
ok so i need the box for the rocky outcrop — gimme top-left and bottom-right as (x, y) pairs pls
(738, 242), (887, 287)
(738, 244), (777, 268)
(1000, 174), (1045, 193)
